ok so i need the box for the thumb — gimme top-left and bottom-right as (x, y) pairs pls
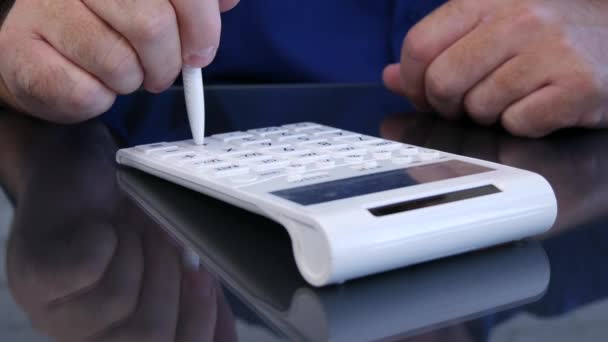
(382, 63), (405, 96)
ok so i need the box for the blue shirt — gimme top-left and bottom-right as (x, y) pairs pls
(102, 1), (446, 143)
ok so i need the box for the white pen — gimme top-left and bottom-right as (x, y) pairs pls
(182, 66), (205, 145)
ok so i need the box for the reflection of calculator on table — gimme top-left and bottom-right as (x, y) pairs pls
(116, 122), (557, 286)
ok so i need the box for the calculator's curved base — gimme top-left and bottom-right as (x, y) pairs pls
(269, 214), (334, 286)
(268, 173), (557, 287)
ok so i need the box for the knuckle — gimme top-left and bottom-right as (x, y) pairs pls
(66, 78), (114, 120)
(464, 90), (491, 119)
(131, 6), (175, 43)
(502, 112), (535, 137)
(12, 62), (114, 122)
(511, 4), (552, 32)
(403, 27), (435, 63)
(99, 42), (143, 94)
(144, 72), (178, 93)
(425, 66), (460, 102)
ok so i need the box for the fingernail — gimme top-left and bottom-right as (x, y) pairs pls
(185, 46), (216, 68)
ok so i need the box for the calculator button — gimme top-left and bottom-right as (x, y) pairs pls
(419, 150), (441, 161)
(288, 171), (330, 183)
(212, 166), (251, 178)
(286, 163), (307, 173)
(155, 149), (193, 159)
(372, 150), (393, 160)
(287, 173), (304, 182)
(248, 141), (291, 150)
(324, 132), (361, 140)
(364, 160), (378, 168)
(177, 139), (221, 151)
(399, 147), (420, 156)
(309, 141), (348, 151)
(137, 143), (179, 154)
(305, 127), (342, 136)
(275, 132), (307, 141)
(331, 146), (367, 157)
(282, 122), (322, 131)
(352, 161), (379, 171)
(281, 135), (323, 144)
(315, 158), (336, 169)
(249, 158), (291, 172)
(343, 136), (382, 145)
(232, 137), (272, 146)
(228, 173), (259, 184)
(266, 146), (310, 157)
(212, 132), (253, 142)
(393, 155), (414, 164)
(247, 127), (289, 137)
(292, 152), (329, 164)
(196, 158), (232, 169)
(257, 169), (287, 180)
(207, 164), (250, 178)
(367, 140), (402, 151)
(229, 152), (269, 164)
(217, 147), (251, 157)
(169, 152), (209, 165)
(343, 154), (366, 164)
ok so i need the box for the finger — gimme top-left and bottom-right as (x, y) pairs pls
(400, 0), (486, 110)
(31, 228), (144, 341)
(95, 229), (182, 342)
(219, 0), (240, 12)
(464, 54), (548, 126)
(175, 268), (218, 342)
(36, 1), (142, 94)
(382, 63), (406, 97)
(82, 0), (182, 92)
(1, 38), (115, 122)
(170, 0), (221, 67)
(501, 85), (581, 137)
(425, 13), (538, 117)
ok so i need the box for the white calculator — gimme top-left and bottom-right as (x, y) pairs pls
(116, 122), (557, 286)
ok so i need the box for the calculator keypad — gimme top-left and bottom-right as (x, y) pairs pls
(133, 123), (447, 186)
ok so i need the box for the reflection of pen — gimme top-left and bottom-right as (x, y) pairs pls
(182, 67), (205, 145)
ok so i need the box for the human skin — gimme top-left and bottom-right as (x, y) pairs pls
(384, 0), (608, 137)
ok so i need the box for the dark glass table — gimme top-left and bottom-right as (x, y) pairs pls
(1, 84), (607, 341)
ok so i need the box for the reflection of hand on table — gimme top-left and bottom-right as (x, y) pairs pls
(1, 114), (236, 341)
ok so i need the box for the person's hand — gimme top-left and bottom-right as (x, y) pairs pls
(0, 0), (239, 123)
(383, 0), (608, 137)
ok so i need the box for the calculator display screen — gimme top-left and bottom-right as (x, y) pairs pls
(271, 160), (494, 205)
